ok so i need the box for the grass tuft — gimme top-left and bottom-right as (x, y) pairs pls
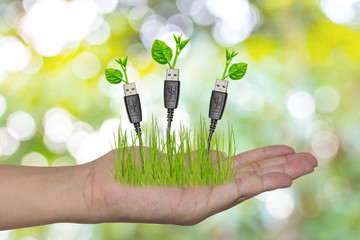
(107, 117), (241, 187)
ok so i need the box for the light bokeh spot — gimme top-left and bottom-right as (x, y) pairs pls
(311, 131), (339, 159)
(0, 127), (20, 156)
(52, 156), (74, 166)
(21, 152), (48, 166)
(190, 0), (215, 26)
(0, 36), (31, 72)
(320, 0), (360, 24)
(72, 52), (101, 79)
(6, 111), (36, 141)
(44, 108), (73, 143)
(314, 86), (339, 113)
(286, 90), (315, 119)
(19, 0), (100, 56)
(237, 85), (264, 111)
(94, 0), (118, 14)
(0, 94), (6, 118)
(207, 0), (258, 45)
(86, 20), (111, 45)
(22, 52), (43, 74)
(265, 189), (295, 219)
(0, 230), (10, 240)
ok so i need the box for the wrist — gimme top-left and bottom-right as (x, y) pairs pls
(0, 163), (94, 230)
(78, 155), (122, 224)
(47, 164), (94, 224)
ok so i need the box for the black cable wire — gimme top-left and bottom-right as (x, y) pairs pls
(134, 122), (142, 137)
(207, 119), (218, 154)
(133, 122), (144, 172)
(166, 108), (174, 142)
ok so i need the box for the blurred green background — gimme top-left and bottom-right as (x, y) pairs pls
(0, 0), (359, 239)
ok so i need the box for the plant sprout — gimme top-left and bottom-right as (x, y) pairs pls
(151, 34), (190, 69)
(104, 56), (145, 171)
(221, 49), (248, 80)
(104, 56), (129, 84)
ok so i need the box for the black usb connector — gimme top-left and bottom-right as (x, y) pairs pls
(207, 79), (229, 153)
(123, 82), (145, 171)
(164, 68), (180, 138)
(123, 82), (142, 136)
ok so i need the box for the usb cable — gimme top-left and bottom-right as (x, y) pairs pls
(123, 82), (145, 170)
(123, 82), (142, 137)
(164, 68), (180, 140)
(207, 79), (228, 153)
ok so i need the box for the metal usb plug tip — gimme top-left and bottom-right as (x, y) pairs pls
(214, 79), (228, 93)
(123, 82), (137, 96)
(166, 68), (179, 81)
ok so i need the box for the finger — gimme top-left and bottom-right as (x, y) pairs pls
(239, 158), (316, 180)
(231, 145), (295, 169)
(235, 153), (317, 179)
(261, 153), (316, 179)
(235, 154), (294, 173)
(235, 152), (317, 173)
(233, 173), (293, 199)
(293, 152), (318, 166)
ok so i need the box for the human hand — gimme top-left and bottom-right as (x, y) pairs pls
(81, 145), (317, 226)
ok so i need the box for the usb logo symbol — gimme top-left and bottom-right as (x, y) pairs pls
(212, 94), (223, 113)
(167, 84), (176, 102)
(129, 99), (138, 115)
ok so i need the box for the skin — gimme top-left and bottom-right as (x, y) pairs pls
(0, 145), (317, 230)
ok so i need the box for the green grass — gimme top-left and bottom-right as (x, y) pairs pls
(106, 117), (241, 187)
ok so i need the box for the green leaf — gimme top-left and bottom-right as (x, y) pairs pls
(173, 34), (178, 44)
(123, 56), (128, 67)
(173, 34), (181, 44)
(105, 68), (123, 84)
(228, 62), (248, 80)
(151, 39), (173, 64)
(226, 48), (230, 61)
(115, 57), (128, 68)
(179, 39), (190, 51)
(231, 51), (239, 58)
(115, 58), (121, 65)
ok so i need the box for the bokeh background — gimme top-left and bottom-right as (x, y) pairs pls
(0, 0), (359, 239)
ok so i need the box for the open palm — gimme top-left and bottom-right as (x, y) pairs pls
(84, 145), (317, 225)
